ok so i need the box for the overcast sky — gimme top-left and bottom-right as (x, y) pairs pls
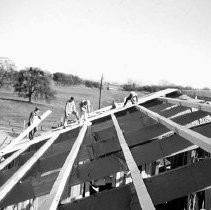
(0, 0), (211, 88)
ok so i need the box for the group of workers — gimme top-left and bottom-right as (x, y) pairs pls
(28, 91), (138, 140)
(63, 97), (91, 128)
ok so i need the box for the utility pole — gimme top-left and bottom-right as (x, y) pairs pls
(98, 74), (103, 109)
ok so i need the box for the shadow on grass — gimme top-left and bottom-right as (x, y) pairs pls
(0, 97), (51, 107)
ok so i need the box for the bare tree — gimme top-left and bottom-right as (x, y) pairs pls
(0, 57), (16, 88)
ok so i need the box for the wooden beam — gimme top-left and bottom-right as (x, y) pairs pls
(135, 105), (211, 153)
(2, 155), (211, 208)
(2, 126), (79, 156)
(42, 123), (89, 210)
(0, 133), (59, 205)
(0, 110), (52, 155)
(91, 110), (208, 159)
(1, 110), (209, 187)
(182, 89), (211, 99)
(158, 96), (211, 113)
(1, 103), (195, 165)
(2, 89), (179, 157)
(2, 89), (178, 157)
(0, 147), (28, 171)
(60, 158), (211, 210)
(89, 89), (179, 122)
(111, 114), (155, 210)
(1, 107), (207, 175)
(3, 121), (210, 188)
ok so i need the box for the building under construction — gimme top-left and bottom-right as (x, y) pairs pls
(0, 88), (211, 210)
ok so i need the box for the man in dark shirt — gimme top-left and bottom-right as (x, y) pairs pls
(28, 107), (41, 140)
(124, 91), (138, 106)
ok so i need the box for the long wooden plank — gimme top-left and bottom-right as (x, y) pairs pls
(2, 154), (211, 208)
(0, 110), (52, 155)
(60, 158), (211, 210)
(3, 121), (210, 188)
(159, 96), (211, 113)
(1, 90), (174, 156)
(183, 89), (211, 99)
(0, 127), (79, 170)
(0, 147), (28, 171)
(135, 105), (211, 153)
(0, 133), (59, 205)
(42, 123), (89, 210)
(1, 110), (209, 187)
(91, 110), (208, 158)
(1, 108), (207, 176)
(2, 125), (79, 156)
(0, 102), (191, 167)
(89, 89), (179, 122)
(2, 89), (178, 157)
(111, 114), (155, 210)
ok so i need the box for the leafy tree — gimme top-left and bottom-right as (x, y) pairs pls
(0, 57), (16, 88)
(14, 67), (56, 103)
(84, 80), (100, 88)
(53, 72), (83, 86)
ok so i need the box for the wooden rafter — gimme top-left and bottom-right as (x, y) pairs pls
(60, 158), (211, 210)
(2, 89), (178, 157)
(2, 121), (209, 193)
(111, 114), (155, 210)
(42, 123), (89, 210)
(0, 133), (59, 205)
(158, 96), (211, 113)
(0, 110), (52, 156)
(1, 109), (210, 190)
(135, 105), (211, 153)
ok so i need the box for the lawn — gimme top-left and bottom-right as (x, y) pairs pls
(0, 85), (145, 133)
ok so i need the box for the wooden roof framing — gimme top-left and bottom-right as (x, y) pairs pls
(0, 134), (59, 205)
(135, 105), (211, 153)
(111, 113), (155, 210)
(60, 158), (211, 210)
(158, 96), (211, 113)
(42, 123), (89, 210)
(0, 88), (211, 209)
(0, 110), (52, 155)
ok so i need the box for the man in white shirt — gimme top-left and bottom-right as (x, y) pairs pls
(79, 99), (91, 123)
(63, 97), (79, 127)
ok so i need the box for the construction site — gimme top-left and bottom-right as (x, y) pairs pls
(0, 88), (211, 210)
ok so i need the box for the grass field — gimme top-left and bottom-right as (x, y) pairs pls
(0, 85), (145, 134)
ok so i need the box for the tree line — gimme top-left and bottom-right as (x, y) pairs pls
(0, 58), (100, 103)
(52, 72), (100, 88)
(122, 81), (196, 93)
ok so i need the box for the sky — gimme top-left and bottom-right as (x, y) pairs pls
(0, 0), (211, 88)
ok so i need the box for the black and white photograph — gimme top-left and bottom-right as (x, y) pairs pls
(0, 0), (211, 209)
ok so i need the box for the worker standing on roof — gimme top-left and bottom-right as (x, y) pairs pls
(63, 97), (79, 128)
(79, 99), (91, 123)
(28, 107), (41, 140)
(124, 91), (138, 106)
